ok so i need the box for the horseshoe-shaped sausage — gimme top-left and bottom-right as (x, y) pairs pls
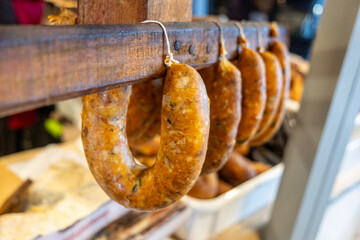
(250, 40), (291, 146)
(201, 55), (242, 174)
(81, 63), (210, 210)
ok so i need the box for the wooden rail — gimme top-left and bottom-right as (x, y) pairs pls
(0, 22), (287, 117)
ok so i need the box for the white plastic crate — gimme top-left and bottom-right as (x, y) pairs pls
(176, 164), (284, 240)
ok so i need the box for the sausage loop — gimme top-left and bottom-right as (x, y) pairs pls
(82, 20), (210, 210)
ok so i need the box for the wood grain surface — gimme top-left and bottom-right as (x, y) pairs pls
(78, 0), (192, 24)
(0, 22), (287, 117)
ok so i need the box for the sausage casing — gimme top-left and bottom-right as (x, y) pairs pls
(187, 172), (219, 199)
(127, 80), (162, 146)
(251, 51), (283, 141)
(81, 63), (210, 211)
(201, 57), (242, 174)
(234, 46), (266, 145)
(218, 151), (257, 186)
(217, 179), (233, 196)
(250, 41), (291, 146)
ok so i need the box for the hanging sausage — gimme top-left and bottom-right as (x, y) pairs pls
(81, 21), (210, 210)
(201, 22), (242, 174)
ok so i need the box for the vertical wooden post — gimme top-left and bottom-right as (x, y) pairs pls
(78, 0), (193, 24)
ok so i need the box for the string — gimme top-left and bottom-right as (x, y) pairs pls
(212, 21), (227, 57)
(142, 20), (179, 67)
(252, 22), (264, 52)
(232, 21), (249, 49)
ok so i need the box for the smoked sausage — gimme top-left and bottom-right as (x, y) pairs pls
(218, 151), (257, 186)
(127, 80), (162, 146)
(217, 179), (233, 195)
(81, 63), (210, 210)
(234, 46), (266, 145)
(250, 51), (283, 141)
(250, 40), (291, 146)
(187, 172), (219, 199)
(201, 43), (242, 174)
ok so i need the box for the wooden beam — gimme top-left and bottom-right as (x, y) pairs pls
(0, 22), (287, 117)
(78, 0), (192, 23)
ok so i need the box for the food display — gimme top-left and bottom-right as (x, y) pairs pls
(7, 0), (355, 238)
(6, 9), (293, 229)
(38, 11), (293, 210)
(80, 21), (290, 208)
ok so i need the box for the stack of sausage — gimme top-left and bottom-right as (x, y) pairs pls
(187, 22), (290, 199)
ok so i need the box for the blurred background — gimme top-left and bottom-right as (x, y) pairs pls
(192, 0), (324, 59)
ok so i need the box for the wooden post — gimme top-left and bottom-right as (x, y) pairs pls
(78, 0), (193, 24)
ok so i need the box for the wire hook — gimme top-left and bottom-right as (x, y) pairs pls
(142, 20), (179, 67)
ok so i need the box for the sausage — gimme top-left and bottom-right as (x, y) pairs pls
(129, 100), (162, 147)
(201, 55), (242, 174)
(132, 135), (160, 157)
(250, 41), (291, 146)
(290, 62), (305, 102)
(187, 172), (219, 199)
(234, 142), (250, 155)
(127, 79), (162, 146)
(81, 62), (210, 210)
(250, 51), (283, 142)
(234, 46), (266, 145)
(218, 151), (257, 186)
(251, 161), (272, 175)
(135, 156), (156, 168)
(217, 179), (233, 196)
(198, 65), (216, 95)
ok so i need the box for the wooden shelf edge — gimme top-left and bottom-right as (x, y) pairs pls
(0, 22), (287, 117)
